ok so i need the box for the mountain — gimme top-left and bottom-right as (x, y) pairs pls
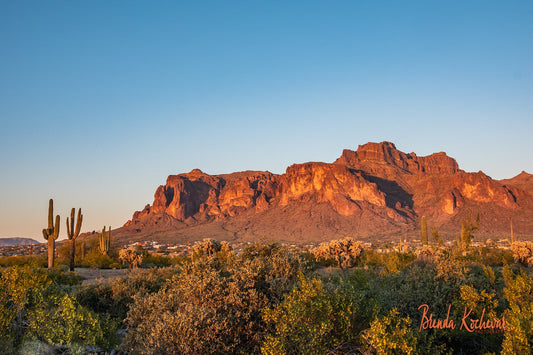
(0, 237), (41, 247)
(113, 142), (533, 245)
(500, 171), (533, 196)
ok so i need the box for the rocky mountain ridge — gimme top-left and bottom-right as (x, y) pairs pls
(115, 142), (533, 244)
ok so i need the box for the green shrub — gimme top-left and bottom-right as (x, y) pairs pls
(0, 265), (117, 353)
(124, 259), (270, 354)
(76, 266), (179, 320)
(81, 250), (120, 269)
(501, 266), (533, 354)
(0, 254), (47, 268)
(262, 274), (369, 354)
(361, 308), (418, 355)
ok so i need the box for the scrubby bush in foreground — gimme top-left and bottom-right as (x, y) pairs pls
(262, 274), (370, 354)
(0, 265), (117, 353)
(124, 242), (310, 354)
(124, 259), (269, 354)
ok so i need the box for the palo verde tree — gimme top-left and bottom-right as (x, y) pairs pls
(66, 208), (83, 271)
(42, 199), (60, 270)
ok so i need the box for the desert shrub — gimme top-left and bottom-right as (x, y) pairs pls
(362, 250), (416, 274)
(47, 267), (84, 287)
(81, 249), (121, 269)
(261, 274), (369, 354)
(124, 259), (270, 354)
(380, 251), (417, 274)
(476, 245), (514, 266)
(76, 266), (179, 320)
(0, 254), (47, 268)
(501, 266), (533, 354)
(239, 242), (313, 303)
(0, 265), (51, 352)
(241, 241), (284, 260)
(361, 308), (419, 355)
(25, 293), (116, 350)
(123, 244), (311, 354)
(374, 262), (462, 320)
(141, 252), (174, 267)
(452, 283), (505, 353)
(511, 241), (533, 267)
(311, 237), (364, 269)
(0, 265), (117, 353)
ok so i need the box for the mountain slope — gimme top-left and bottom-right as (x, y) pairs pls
(114, 142), (533, 244)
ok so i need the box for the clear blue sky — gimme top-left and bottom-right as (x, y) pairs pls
(1, 1), (532, 241)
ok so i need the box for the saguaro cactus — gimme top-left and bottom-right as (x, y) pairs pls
(421, 216), (428, 246)
(80, 241), (86, 260)
(99, 226), (111, 255)
(42, 199), (60, 270)
(66, 207), (83, 271)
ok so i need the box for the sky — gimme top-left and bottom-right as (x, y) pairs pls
(1, 1), (532, 241)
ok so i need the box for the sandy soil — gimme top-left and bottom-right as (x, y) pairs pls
(74, 267), (128, 286)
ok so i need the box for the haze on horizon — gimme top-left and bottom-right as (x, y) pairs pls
(1, 1), (532, 241)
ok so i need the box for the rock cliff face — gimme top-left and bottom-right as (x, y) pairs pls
(128, 169), (278, 224)
(122, 142), (533, 243)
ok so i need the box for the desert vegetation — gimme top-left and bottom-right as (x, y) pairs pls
(1, 233), (533, 354)
(2, 201), (532, 354)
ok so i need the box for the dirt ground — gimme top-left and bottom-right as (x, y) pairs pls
(74, 268), (128, 286)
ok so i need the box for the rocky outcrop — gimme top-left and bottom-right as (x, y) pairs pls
(278, 162), (386, 216)
(126, 170), (277, 226)
(123, 142), (533, 242)
(335, 142), (459, 175)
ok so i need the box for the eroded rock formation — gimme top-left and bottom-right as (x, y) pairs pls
(123, 142), (533, 242)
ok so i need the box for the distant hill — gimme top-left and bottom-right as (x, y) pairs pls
(0, 237), (41, 247)
(111, 141), (533, 245)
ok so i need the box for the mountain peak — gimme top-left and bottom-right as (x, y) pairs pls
(336, 142), (458, 175)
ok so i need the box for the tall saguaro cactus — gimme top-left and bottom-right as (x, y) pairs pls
(99, 226), (111, 255)
(421, 216), (428, 246)
(66, 207), (83, 271)
(42, 199), (60, 270)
